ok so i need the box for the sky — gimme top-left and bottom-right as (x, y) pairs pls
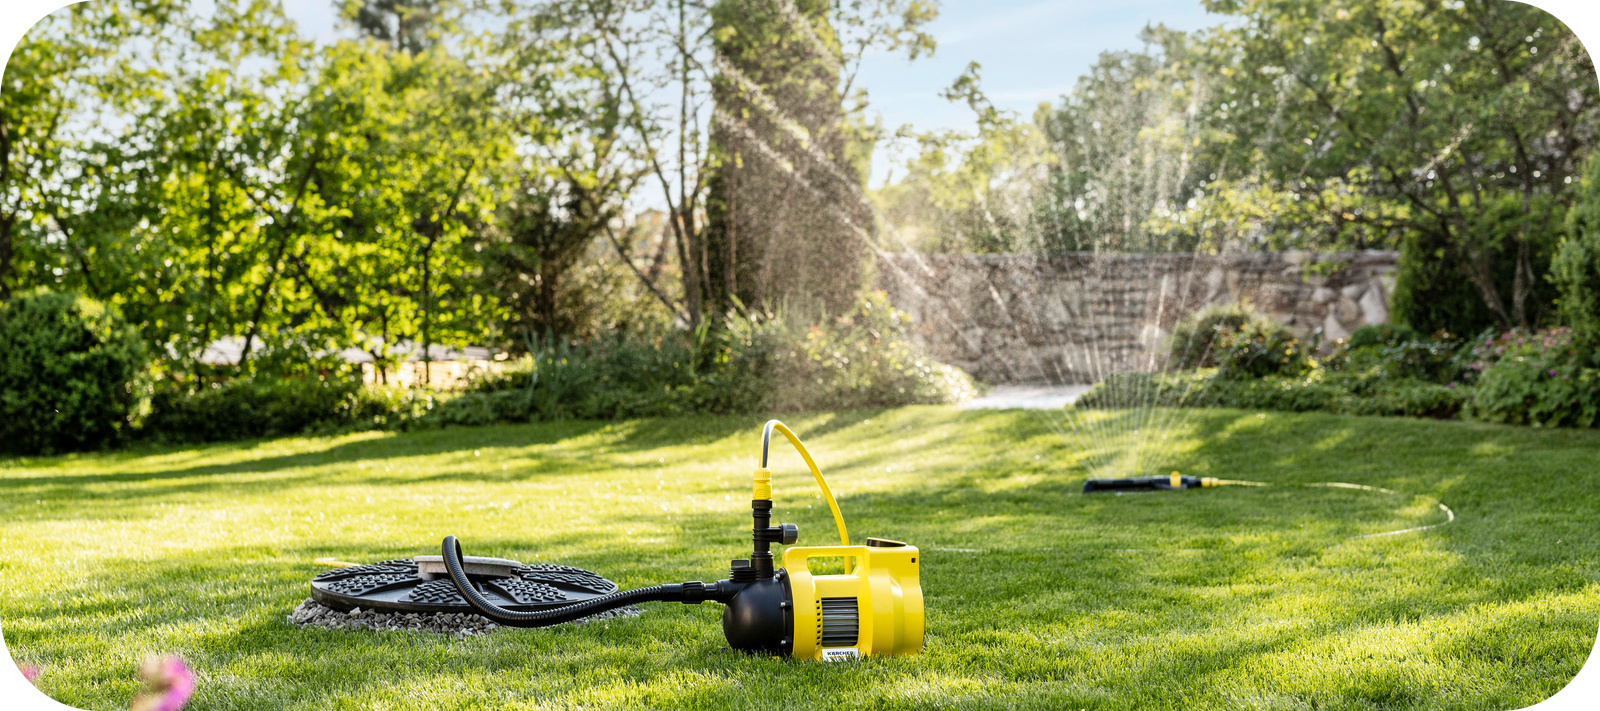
(278, 0), (1221, 185)
(854, 0), (1216, 133)
(851, 0), (1220, 182)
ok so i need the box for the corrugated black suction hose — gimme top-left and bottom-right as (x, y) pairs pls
(441, 536), (697, 627)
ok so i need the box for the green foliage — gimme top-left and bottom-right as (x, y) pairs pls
(1090, 322), (1473, 420)
(0, 0), (183, 300)
(1345, 323), (1420, 351)
(15, 0), (516, 380)
(1190, 0), (1595, 327)
(871, 62), (1051, 254)
(1165, 305), (1317, 380)
(1553, 156), (1600, 358)
(1221, 374), (1465, 419)
(1389, 226), (1504, 337)
(883, 0), (1597, 337)
(140, 377), (426, 443)
(1331, 325), (1465, 385)
(423, 326), (754, 426)
(1102, 324), (1600, 427)
(0, 291), (149, 454)
(423, 292), (973, 427)
(1391, 195), (1566, 335)
(1077, 369), (1464, 420)
(1213, 320), (1315, 380)
(1036, 25), (1213, 253)
(1466, 329), (1600, 428)
(767, 291), (977, 411)
(1167, 303), (1254, 370)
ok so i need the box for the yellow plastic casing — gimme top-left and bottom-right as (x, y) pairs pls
(783, 541), (924, 660)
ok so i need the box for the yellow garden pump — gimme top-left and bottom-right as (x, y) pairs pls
(440, 419), (924, 660)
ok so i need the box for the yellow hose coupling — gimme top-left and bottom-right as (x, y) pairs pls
(752, 467), (773, 501)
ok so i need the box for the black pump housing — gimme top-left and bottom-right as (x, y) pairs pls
(721, 571), (793, 655)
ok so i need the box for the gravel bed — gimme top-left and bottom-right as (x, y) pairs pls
(287, 598), (641, 636)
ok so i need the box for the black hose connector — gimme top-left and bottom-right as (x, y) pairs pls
(442, 536), (714, 627)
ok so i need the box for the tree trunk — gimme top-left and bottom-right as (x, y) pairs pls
(420, 239), (433, 386)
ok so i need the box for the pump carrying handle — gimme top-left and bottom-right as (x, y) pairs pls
(760, 419), (849, 546)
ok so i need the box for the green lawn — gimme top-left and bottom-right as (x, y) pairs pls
(3, 407), (1597, 710)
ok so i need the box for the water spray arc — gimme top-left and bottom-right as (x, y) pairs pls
(709, 41), (1295, 483)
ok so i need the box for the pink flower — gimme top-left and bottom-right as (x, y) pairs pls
(18, 663), (40, 683)
(129, 655), (194, 711)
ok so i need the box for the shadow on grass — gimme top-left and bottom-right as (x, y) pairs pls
(6, 407), (1599, 710)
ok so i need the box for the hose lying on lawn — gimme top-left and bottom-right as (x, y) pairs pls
(440, 535), (718, 627)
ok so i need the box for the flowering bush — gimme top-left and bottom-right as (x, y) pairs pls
(1467, 328), (1600, 427)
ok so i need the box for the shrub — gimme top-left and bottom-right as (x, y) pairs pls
(1467, 328), (1600, 428)
(142, 376), (423, 443)
(1390, 228), (1501, 336)
(425, 291), (975, 427)
(1214, 320), (1316, 380)
(1345, 323), (1421, 351)
(1073, 370), (1215, 409)
(0, 291), (149, 455)
(1167, 303), (1254, 369)
(1335, 343), (1461, 384)
(767, 291), (977, 411)
(1553, 155), (1600, 359)
(424, 327), (732, 426)
(1074, 369), (1464, 420)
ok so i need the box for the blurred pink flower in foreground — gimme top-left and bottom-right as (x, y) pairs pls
(18, 662), (40, 683)
(129, 655), (194, 711)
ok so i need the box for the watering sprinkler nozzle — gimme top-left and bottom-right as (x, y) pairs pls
(1082, 471), (1228, 493)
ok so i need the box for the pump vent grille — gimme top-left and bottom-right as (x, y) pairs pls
(819, 597), (859, 647)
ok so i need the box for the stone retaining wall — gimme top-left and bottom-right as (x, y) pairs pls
(875, 251), (1399, 385)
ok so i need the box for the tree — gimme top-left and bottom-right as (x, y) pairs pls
(1036, 26), (1215, 254)
(1554, 154), (1600, 357)
(873, 61), (1051, 254)
(14, 0), (508, 382)
(702, 0), (934, 315)
(0, 0), (181, 300)
(339, 0), (453, 54)
(1193, 0), (1598, 328)
(572, 0), (934, 326)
